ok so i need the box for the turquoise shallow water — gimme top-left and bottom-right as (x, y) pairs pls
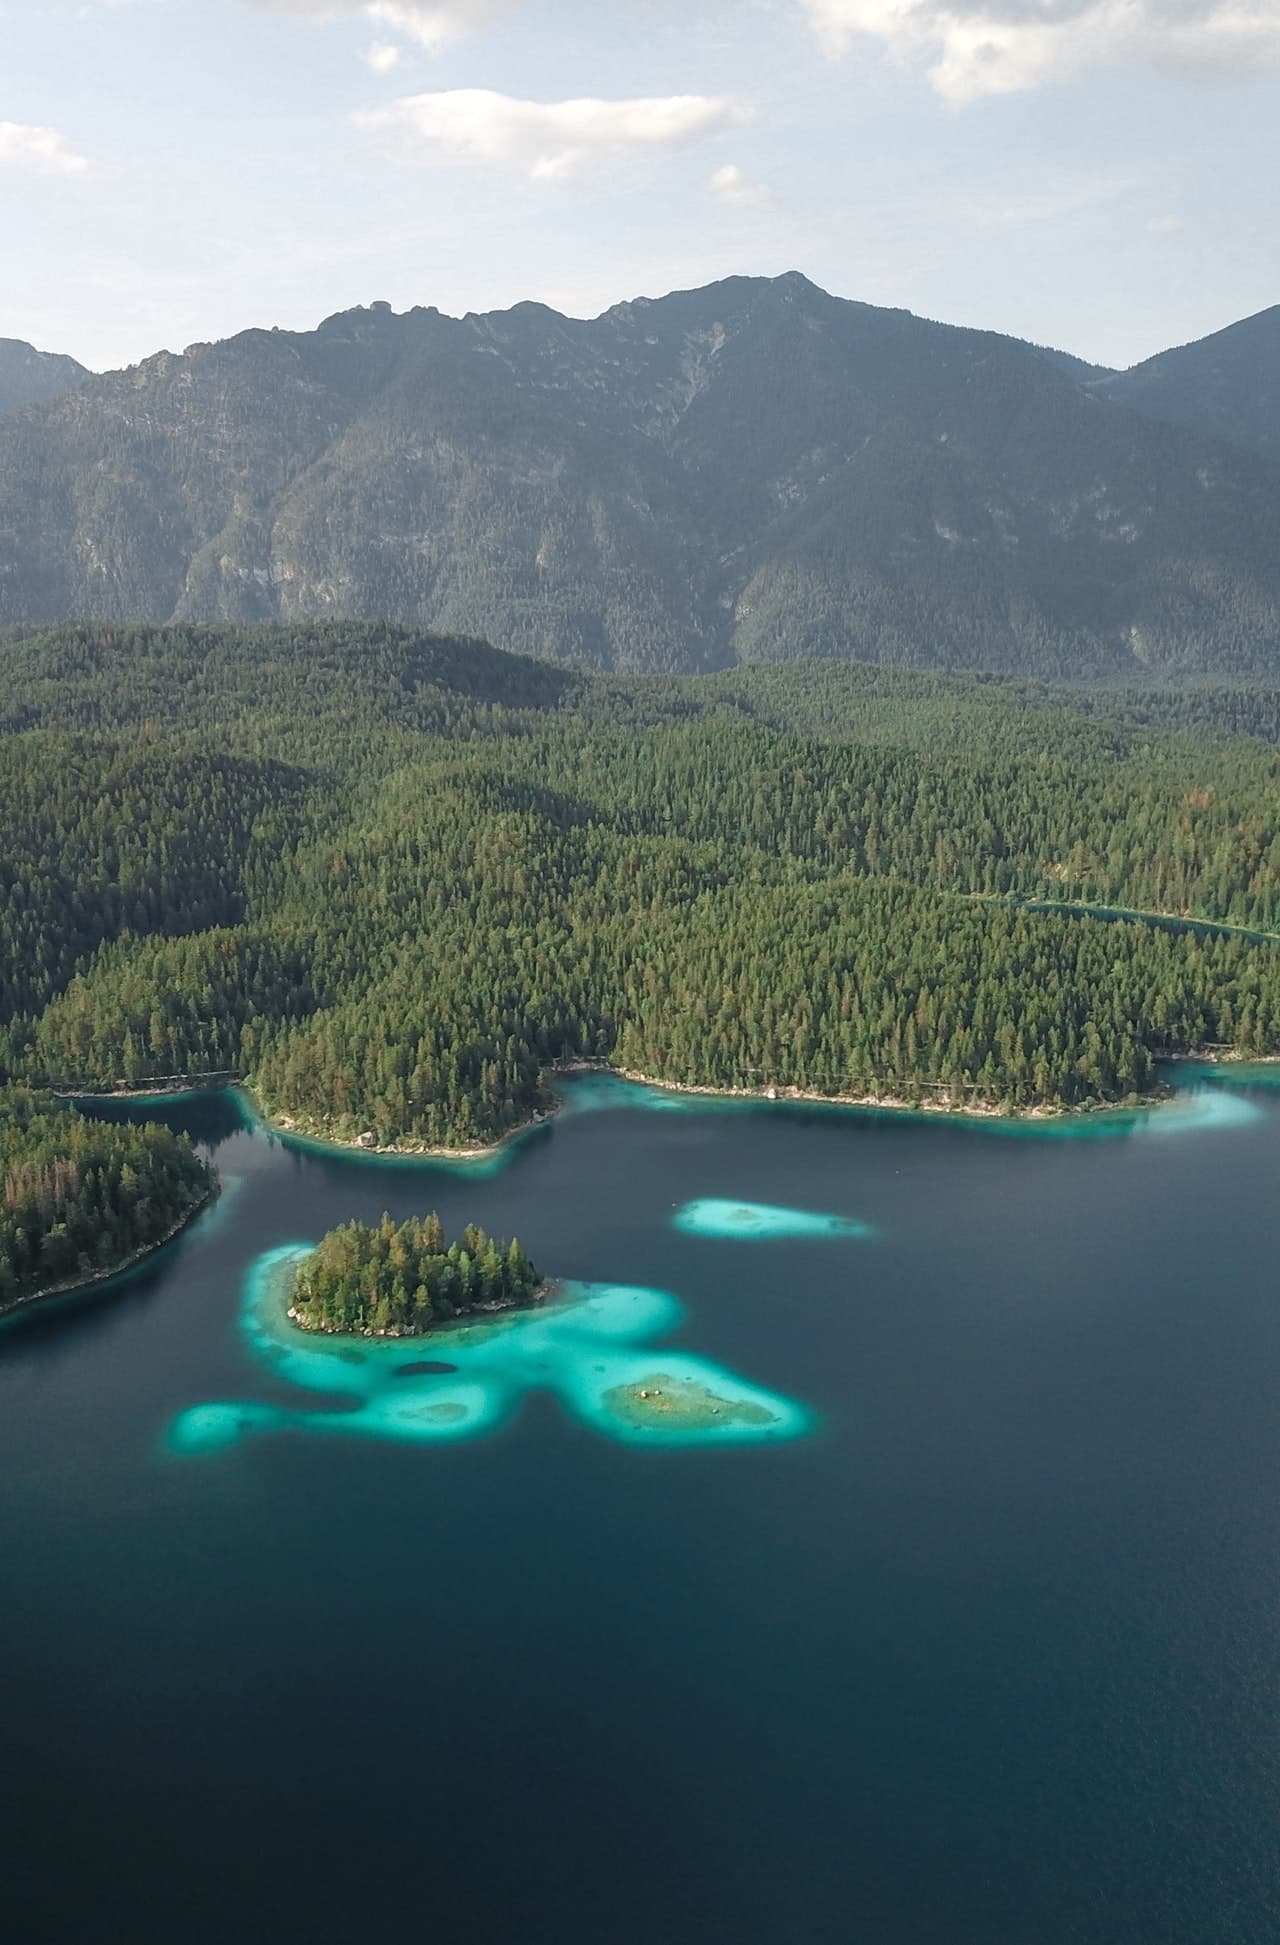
(170, 1249), (809, 1452)
(5, 1068), (1280, 1944)
(673, 1196), (871, 1240)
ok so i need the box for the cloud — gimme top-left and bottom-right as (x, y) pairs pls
(798, 0), (1280, 101)
(1145, 211), (1184, 232)
(363, 38), (402, 69)
(244, 1), (518, 49)
(0, 123), (92, 176)
(356, 89), (754, 180)
(709, 162), (775, 206)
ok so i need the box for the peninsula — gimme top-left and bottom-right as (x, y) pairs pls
(0, 1086), (216, 1315)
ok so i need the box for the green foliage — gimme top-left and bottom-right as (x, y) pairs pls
(291, 1212), (540, 1335)
(6, 622), (1280, 1139)
(0, 1086), (213, 1308)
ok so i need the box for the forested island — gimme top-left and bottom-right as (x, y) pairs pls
(288, 1214), (542, 1336)
(3, 623), (1280, 1141)
(0, 1086), (215, 1313)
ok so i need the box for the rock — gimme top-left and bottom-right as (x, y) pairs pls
(357, 1130), (377, 1149)
(766, 1087), (778, 1101)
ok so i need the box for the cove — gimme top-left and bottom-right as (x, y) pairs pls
(5, 1064), (1280, 1944)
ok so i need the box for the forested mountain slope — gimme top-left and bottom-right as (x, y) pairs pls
(0, 339), (89, 418)
(1097, 307), (1280, 466)
(2, 279), (1279, 677)
(3, 623), (1280, 1143)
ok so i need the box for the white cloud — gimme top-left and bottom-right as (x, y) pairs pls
(709, 162), (774, 206)
(1146, 211), (1184, 232)
(244, 1), (518, 49)
(356, 89), (754, 180)
(363, 38), (402, 70)
(0, 122), (92, 177)
(798, 0), (1280, 101)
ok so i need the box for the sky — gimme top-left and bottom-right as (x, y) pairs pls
(2, 0), (1277, 372)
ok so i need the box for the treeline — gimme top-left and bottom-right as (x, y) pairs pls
(0, 1087), (214, 1309)
(4, 623), (1280, 1140)
(290, 1213), (541, 1335)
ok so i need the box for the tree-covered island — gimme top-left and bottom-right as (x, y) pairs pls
(0, 1086), (216, 1313)
(288, 1213), (543, 1336)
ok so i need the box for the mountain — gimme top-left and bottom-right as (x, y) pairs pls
(0, 339), (89, 418)
(1031, 344), (1115, 383)
(1, 275), (1278, 677)
(1095, 306), (1280, 466)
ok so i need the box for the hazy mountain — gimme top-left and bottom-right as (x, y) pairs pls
(1095, 306), (1280, 466)
(1, 275), (1278, 677)
(0, 339), (89, 418)
(1031, 344), (1115, 383)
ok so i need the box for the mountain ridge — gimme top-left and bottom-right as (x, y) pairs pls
(0, 338), (90, 418)
(1095, 305), (1280, 465)
(2, 274), (1278, 677)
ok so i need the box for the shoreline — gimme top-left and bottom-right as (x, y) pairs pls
(285, 1278), (557, 1340)
(169, 1071), (1078, 1156)
(0, 1182), (220, 1323)
(46, 1046), (1280, 1166)
(260, 1100), (550, 1162)
(569, 1062), (1164, 1123)
(230, 1063), (1178, 1159)
(48, 1072), (241, 1103)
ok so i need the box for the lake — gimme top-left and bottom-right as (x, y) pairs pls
(3, 1071), (1280, 1943)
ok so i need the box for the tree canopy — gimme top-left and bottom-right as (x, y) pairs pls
(0, 1086), (214, 1309)
(290, 1214), (541, 1336)
(4, 623), (1280, 1142)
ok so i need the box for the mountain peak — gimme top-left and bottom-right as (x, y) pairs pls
(0, 338), (90, 418)
(1097, 301), (1280, 462)
(1, 279), (1278, 679)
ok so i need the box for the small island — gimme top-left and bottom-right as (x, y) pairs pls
(288, 1212), (543, 1336)
(173, 1260), (812, 1455)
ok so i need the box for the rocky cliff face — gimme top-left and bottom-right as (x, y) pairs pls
(2, 276), (1278, 676)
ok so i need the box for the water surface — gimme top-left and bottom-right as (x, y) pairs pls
(3, 1073), (1280, 1943)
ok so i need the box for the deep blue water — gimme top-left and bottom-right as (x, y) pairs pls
(3, 1075), (1280, 1943)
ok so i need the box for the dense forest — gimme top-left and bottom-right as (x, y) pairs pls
(0, 1086), (214, 1310)
(289, 1213), (541, 1336)
(4, 622), (1280, 1141)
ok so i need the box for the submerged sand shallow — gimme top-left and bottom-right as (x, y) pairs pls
(169, 1247), (812, 1453)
